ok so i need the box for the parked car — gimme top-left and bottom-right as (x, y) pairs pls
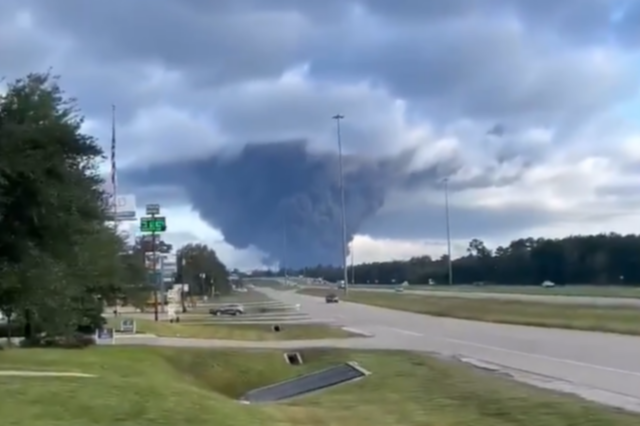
(209, 303), (244, 316)
(325, 293), (339, 303)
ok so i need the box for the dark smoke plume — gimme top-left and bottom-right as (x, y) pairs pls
(124, 140), (453, 268)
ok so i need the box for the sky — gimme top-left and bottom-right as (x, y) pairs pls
(3, 0), (640, 270)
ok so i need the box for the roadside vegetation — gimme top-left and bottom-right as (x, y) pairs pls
(2, 346), (637, 426)
(108, 318), (355, 340)
(262, 235), (640, 292)
(0, 72), (149, 345)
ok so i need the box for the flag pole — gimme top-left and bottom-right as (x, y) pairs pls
(111, 104), (118, 230)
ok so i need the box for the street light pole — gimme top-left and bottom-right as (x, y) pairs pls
(283, 220), (288, 285)
(332, 114), (349, 295)
(444, 178), (453, 285)
(350, 243), (355, 284)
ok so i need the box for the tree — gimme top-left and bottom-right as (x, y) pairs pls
(176, 243), (230, 296)
(283, 233), (640, 286)
(0, 72), (128, 344)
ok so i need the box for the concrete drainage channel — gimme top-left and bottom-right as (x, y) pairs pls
(239, 352), (371, 404)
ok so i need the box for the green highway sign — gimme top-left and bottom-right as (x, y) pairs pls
(140, 216), (167, 233)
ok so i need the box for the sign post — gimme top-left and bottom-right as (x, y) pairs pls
(120, 318), (136, 334)
(141, 204), (167, 322)
(95, 327), (115, 345)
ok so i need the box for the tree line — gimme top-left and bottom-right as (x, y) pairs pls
(175, 243), (231, 296)
(0, 72), (230, 344)
(269, 234), (640, 286)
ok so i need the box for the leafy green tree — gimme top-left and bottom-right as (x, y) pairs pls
(0, 72), (127, 343)
(176, 243), (230, 296)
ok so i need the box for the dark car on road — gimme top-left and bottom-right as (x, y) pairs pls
(325, 293), (339, 303)
(209, 303), (245, 316)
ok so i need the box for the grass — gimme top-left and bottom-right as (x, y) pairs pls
(108, 318), (355, 340)
(298, 289), (640, 335)
(205, 290), (276, 304)
(1, 346), (638, 426)
(188, 304), (293, 316)
(406, 285), (640, 298)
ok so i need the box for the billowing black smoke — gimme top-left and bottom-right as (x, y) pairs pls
(125, 140), (453, 268)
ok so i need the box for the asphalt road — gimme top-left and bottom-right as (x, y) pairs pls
(114, 287), (640, 411)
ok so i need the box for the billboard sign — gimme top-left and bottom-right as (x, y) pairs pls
(103, 193), (137, 221)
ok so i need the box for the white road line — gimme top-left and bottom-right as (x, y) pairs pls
(342, 327), (374, 337)
(383, 326), (423, 336)
(445, 338), (640, 377)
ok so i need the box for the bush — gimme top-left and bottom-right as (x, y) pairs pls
(0, 322), (44, 338)
(19, 333), (96, 349)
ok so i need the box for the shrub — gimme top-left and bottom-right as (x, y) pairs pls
(19, 333), (96, 349)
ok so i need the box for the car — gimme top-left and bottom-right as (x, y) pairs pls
(325, 293), (339, 303)
(209, 303), (244, 316)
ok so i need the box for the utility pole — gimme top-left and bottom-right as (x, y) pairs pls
(444, 178), (453, 285)
(151, 224), (158, 319)
(332, 114), (349, 295)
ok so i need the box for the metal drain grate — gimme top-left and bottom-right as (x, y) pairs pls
(240, 362), (369, 403)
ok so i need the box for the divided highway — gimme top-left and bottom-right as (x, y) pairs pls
(257, 287), (640, 411)
(114, 284), (640, 412)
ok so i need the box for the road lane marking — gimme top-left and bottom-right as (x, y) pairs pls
(445, 338), (640, 377)
(342, 327), (374, 337)
(383, 326), (423, 336)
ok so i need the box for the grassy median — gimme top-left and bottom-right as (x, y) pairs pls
(298, 289), (640, 335)
(1, 346), (637, 425)
(109, 318), (356, 340)
(411, 285), (640, 298)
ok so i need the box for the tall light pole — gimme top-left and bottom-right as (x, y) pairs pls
(332, 114), (349, 295)
(283, 219), (288, 285)
(350, 242), (355, 284)
(444, 178), (453, 285)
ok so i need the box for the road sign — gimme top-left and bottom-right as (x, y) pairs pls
(104, 193), (138, 221)
(147, 271), (162, 284)
(145, 204), (160, 215)
(120, 319), (136, 333)
(140, 216), (167, 233)
(95, 327), (115, 345)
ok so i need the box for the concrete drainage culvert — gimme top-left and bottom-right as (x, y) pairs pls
(240, 362), (370, 403)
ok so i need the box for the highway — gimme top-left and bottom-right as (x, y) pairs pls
(115, 287), (640, 412)
(280, 277), (640, 306)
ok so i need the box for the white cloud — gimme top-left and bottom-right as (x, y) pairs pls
(351, 234), (467, 264)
